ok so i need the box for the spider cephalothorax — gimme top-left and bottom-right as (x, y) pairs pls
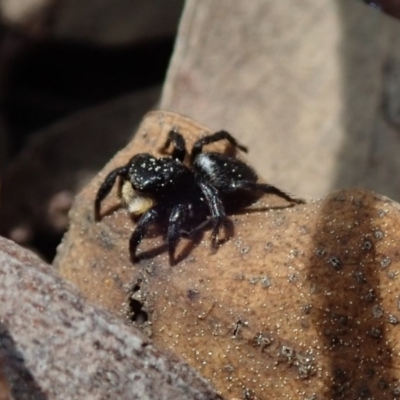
(94, 130), (304, 264)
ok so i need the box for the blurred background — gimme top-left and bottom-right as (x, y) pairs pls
(0, 0), (399, 260)
(0, 0), (184, 259)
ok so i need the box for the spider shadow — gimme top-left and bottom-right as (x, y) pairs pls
(95, 202), (122, 221)
(133, 215), (235, 265)
(132, 190), (294, 265)
(174, 217), (235, 264)
(233, 203), (298, 214)
(98, 189), (298, 265)
(223, 190), (299, 214)
(170, 196), (295, 264)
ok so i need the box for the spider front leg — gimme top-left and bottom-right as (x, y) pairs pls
(129, 206), (162, 263)
(160, 129), (187, 162)
(167, 203), (189, 265)
(198, 182), (226, 248)
(95, 166), (128, 221)
(190, 130), (248, 164)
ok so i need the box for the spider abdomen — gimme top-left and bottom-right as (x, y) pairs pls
(193, 152), (258, 193)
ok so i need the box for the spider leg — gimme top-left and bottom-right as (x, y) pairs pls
(167, 203), (189, 265)
(129, 206), (162, 262)
(117, 174), (126, 198)
(94, 166), (129, 221)
(198, 182), (226, 248)
(190, 130), (248, 164)
(160, 129), (187, 162)
(235, 181), (305, 205)
(180, 219), (209, 238)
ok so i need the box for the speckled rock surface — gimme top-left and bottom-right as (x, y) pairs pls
(55, 110), (400, 399)
(0, 236), (222, 400)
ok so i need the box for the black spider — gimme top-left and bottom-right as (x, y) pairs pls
(94, 130), (304, 264)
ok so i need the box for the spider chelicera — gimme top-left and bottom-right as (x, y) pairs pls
(94, 129), (304, 264)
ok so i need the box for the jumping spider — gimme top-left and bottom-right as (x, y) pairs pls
(94, 130), (304, 264)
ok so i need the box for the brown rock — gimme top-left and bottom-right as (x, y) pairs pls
(161, 0), (400, 200)
(55, 110), (400, 399)
(0, 235), (222, 399)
